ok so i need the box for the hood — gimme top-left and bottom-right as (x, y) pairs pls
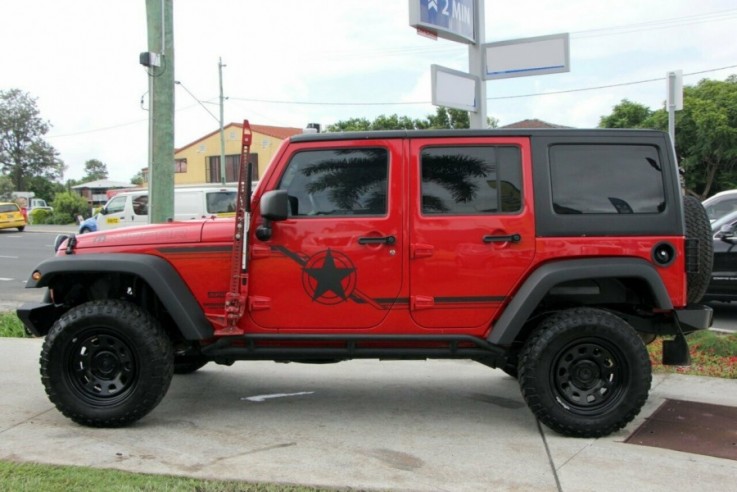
(61, 221), (206, 252)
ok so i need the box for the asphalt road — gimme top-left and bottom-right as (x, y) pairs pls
(1, 229), (736, 332)
(0, 229), (56, 310)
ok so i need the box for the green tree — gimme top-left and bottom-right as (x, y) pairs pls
(82, 159), (108, 182)
(28, 175), (64, 203)
(326, 117), (373, 132)
(130, 171), (145, 186)
(327, 107), (498, 133)
(598, 99), (653, 128)
(676, 77), (737, 198)
(0, 89), (65, 191)
(0, 175), (12, 201)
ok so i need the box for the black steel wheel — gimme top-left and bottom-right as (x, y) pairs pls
(41, 300), (174, 427)
(518, 307), (651, 437)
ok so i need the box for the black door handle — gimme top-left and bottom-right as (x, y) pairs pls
(483, 233), (521, 244)
(358, 235), (396, 245)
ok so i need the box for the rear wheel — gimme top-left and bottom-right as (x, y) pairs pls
(40, 300), (174, 427)
(518, 307), (651, 437)
(17, 226), (25, 232)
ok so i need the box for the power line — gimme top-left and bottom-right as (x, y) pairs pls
(175, 80), (220, 123)
(49, 64), (737, 139)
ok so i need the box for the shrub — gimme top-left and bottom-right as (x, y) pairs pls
(29, 208), (52, 224)
(51, 192), (89, 223)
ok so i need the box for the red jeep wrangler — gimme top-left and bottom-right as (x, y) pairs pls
(18, 127), (713, 437)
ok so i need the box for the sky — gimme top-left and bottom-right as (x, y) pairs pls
(1, 1), (736, 183)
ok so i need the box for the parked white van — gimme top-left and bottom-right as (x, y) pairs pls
(79, 187), (237, 233)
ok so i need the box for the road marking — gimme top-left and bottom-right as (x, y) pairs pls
(0, 278), (14, 281)
(0, 255), (19, 259)
(241, 391), (315, 402)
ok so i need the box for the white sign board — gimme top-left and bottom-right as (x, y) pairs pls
(667, 70), (683, 110)
(484, 33), (570, 80)
(431, 64), (478, 112)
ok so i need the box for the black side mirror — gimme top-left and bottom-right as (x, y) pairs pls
(720, 223), (737, 243)
(256, 190), (289, 241)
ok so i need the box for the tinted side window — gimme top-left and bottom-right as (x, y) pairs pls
(278, 148), (388, 217)
(132, 195), (148, 216)
(421, 146), (522, 215)
(550, 145), (665, 214)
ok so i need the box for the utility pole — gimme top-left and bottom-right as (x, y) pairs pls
(145, 0), (175, 223)
(219, 57), (226, 185)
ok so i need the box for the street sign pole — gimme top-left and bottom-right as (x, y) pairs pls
(468, 0), (486, 129)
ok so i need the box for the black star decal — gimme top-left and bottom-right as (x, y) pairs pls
(303, 249), (356, 302)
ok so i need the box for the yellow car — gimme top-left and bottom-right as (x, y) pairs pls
(0, 202), (27, 232)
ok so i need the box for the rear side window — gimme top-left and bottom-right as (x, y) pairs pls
(207, 191), (236, 214)
(277, 148), (389, 217)
(421, 146), (522, 215)
(550, 145), (665, 214)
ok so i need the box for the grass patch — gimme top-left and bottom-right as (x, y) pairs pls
(0, 311), (26, 337)
(0, 460), (334, 492)
(648, 330), (737, 378)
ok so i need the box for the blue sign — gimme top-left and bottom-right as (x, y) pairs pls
(409, 0), (476, 44)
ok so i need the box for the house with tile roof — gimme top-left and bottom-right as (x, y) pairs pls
(141, 122), (303, 185)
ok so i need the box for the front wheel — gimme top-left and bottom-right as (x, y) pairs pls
(40, 300), (174, 427)
(518, 307), (651, 438)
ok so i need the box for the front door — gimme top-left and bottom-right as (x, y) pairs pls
(248, 140), (404, 330)
(408, 137), (536, 332)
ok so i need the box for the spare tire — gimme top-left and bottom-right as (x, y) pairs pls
(683, 195), (713, 303)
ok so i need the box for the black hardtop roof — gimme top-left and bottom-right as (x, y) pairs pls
(289, 128), (668, 143)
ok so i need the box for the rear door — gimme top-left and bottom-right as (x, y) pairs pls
(247, 139), (404, 330)
(408, 137), (535, 331)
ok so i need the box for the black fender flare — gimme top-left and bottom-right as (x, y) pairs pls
(25, 254), (213, 340)
(487, 257), (673, 346)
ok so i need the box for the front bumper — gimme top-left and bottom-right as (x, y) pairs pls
(16, 301), (63, 337)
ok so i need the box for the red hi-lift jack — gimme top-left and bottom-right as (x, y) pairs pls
(208, 120), (252, 335)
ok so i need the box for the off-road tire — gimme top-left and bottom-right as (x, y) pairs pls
(684, 195), (713, 303)
(518, 307), (651, 438)
(40, 300), (174, 427)
(79, 227), (91, 234)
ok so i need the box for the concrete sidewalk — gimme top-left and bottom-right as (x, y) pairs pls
(1, 338), (736, 491)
